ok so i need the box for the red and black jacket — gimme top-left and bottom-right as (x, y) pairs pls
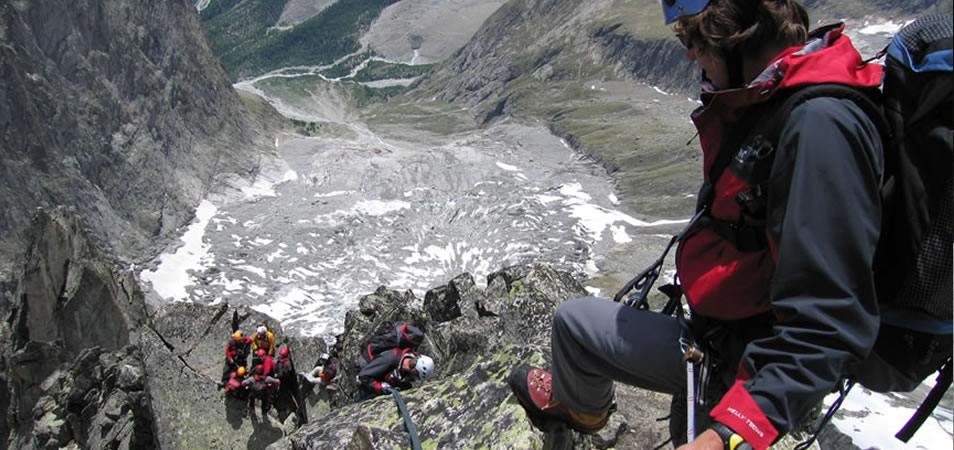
(226, 337), (252, 362)
(357, 347), (418, 395)
(276, 356), (296, 381)
(363, 324), (424, 363)
(250, 355), (277, 382)
(675, 25), (884, 449)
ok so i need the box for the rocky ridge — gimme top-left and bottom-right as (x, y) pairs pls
(1, 207), (838, 449)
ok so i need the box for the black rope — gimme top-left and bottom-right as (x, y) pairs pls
(652, 438), (673, 450)
(794, 380), (855, 450)
(388, 388), (423, 450)
(613, 208), (706, 307)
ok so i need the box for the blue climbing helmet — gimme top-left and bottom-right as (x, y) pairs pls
(661, 0), (711, 24)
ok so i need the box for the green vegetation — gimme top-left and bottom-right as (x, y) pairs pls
(349, 84), (407, 108)
(200, 0), (289, 78)
(200, 0), (400, 81)
(290, 119), (322, 135)
(599, 0), (674, 40)
(349, 60), (436, 82)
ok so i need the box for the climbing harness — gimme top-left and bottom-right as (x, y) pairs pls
(387, 387), (423, 450)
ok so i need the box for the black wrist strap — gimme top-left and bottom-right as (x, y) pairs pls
(710, 422), (753, 450)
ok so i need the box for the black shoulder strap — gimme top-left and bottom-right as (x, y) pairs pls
(896, 359), (953, 442)
(766, 84), (890, 148)
(697, 83), (886, 211)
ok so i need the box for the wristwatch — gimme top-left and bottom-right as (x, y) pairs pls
(710, 422), (753, 450)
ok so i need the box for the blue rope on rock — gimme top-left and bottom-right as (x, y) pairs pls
(388, 388), (423, 450)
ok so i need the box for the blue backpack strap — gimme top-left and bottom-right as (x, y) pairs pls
(887, 14), (953, 74)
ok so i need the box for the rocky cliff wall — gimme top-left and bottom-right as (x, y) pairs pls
(0, 0), (271, 268)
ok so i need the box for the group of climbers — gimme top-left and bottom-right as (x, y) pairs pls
(220, 324), (291, 419)
(219, 322), (437, 423)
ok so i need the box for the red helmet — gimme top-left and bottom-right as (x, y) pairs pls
(279, 348), (290, 357)
(257, 349), (266, 357)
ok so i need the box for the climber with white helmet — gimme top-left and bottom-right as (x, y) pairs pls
(251, 324), (276, 357)
(357, 348), (436, 400)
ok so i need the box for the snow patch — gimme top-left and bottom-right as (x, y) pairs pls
(496, 161), (521, 171)
(826, 385), (953, 450)
(859, 21), (904, 35)
(140, 201), (217, 301)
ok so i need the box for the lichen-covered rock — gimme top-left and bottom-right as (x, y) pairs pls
(302, 263), (632, 449)
(292, 345), (552, 449)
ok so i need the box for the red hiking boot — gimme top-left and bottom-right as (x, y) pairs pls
(509, 365), (610, 434)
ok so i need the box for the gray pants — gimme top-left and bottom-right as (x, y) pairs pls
(550, 296), (687, 415)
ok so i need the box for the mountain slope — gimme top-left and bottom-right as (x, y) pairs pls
(201, 0), (400, 80)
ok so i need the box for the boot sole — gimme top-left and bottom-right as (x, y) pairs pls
(509, 369), (589, 434)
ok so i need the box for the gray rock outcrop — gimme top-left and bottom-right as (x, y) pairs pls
(297, 263), (649, 449)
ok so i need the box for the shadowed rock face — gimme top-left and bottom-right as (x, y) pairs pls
(0, 0), (269, 266)
(10, 209), (147, 354)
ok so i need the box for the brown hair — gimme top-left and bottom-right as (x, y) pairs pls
(674, 0), (809, 56)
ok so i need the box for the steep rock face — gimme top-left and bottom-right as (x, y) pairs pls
(594, 24), (699, 95)
(415, 0), (595, 113)
(0, 0), (270, 266)
(10, 208), (148, 354)
(4, 208), (150, 448)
